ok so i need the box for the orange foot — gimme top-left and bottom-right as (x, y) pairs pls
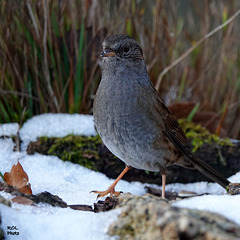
(91, 166), (131, 198)
(91, 185), (123, 198)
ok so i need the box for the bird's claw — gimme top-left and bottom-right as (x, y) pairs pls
(90, 188), (123, 199)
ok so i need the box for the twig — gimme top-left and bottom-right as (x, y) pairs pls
(0, 89), (40, 102)
(155, 9), (240, 91)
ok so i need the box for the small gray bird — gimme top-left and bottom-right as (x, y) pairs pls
(93, 34), (230, 198)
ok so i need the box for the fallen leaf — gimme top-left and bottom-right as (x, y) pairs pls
(4, 162), (32, 195)
(12, 196), (34, 206)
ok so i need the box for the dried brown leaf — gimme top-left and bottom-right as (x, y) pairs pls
(12, 196), (34, 206)
(4, 162), (32, 195)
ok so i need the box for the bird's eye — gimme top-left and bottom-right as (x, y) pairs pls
(123, 45), (130, 53)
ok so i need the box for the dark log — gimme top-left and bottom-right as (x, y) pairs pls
(98, 141), (240, 185)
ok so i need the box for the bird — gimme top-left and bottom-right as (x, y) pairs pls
(92, 34), (230, 198)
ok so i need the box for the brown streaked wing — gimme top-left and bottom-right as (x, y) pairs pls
(153, 89), (191, 153)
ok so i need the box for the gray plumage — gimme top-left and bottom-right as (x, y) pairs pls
(93, 34), (230, 189)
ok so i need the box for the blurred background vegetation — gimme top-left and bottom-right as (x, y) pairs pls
(0, 0), (240, 139)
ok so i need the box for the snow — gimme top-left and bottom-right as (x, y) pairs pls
(0, 123), (19, 136)
(0, 202), (121, 240)
(20, 113), (96, 150)
(173, 194), (240, 225)
(0, 113), (239, 240)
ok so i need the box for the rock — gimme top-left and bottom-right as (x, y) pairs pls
(145, 186), (208, 200)
(227, 183), (240, 195)
(93, 197), (119, 212)
(28, 191), (67, 208)
(68, 197), (119, 212)
(0, 196), (11, 207)
(68, 204), (94, 212)
(108, 194), (240, 240)
(0, 182), (23, 197)
(0, 182), (67, 208)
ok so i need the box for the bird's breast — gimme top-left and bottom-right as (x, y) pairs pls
(93, 75), (171, 171)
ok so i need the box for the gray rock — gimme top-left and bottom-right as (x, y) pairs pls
(0, 196), (11, 207)
(108, 194), (240, 240)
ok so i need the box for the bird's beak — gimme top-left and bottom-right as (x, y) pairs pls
(100, 49), (116, 58)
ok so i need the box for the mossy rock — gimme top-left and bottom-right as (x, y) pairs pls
(27, 135), (103, 170)
(178, 119), (233, 152)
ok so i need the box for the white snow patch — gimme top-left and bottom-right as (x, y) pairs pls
(0, 123), (19, 136)
(173, 194), (240, 225)
(0, 203), (120, 240)
(20, 113), (96, 150)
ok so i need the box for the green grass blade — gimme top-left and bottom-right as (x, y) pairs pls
(51, 11), (60, 37)
(26, 74), (33, 118)
(0, 171), (4, 181)
(126, 18), (132, 36)
(187, 102), (200, 122)
(177, 68), (188, 100)
(0, 101), (10, 122)
(74, 20), (85, 111)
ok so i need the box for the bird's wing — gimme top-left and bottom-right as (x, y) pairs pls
(136, 82), (230, 188)
(157, 95), (192, 156)
(140, 82), (192, 157)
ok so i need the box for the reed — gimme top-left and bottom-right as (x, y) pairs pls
(0, 0), (239, 138)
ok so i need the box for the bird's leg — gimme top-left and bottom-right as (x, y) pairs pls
(161, 173), (166, 199)
(91, 165), (131, 198)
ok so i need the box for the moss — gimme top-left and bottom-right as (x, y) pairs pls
(37, 134), (102, 170)
(178, 119), (233, 152)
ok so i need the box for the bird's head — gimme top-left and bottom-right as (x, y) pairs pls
(100, 34), (144, 65)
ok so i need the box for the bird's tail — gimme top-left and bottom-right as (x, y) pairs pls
(189, 154), (230, 189)
(165, 130), (230, 189)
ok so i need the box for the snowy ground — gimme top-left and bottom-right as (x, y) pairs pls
(0, 113), (239, 240)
